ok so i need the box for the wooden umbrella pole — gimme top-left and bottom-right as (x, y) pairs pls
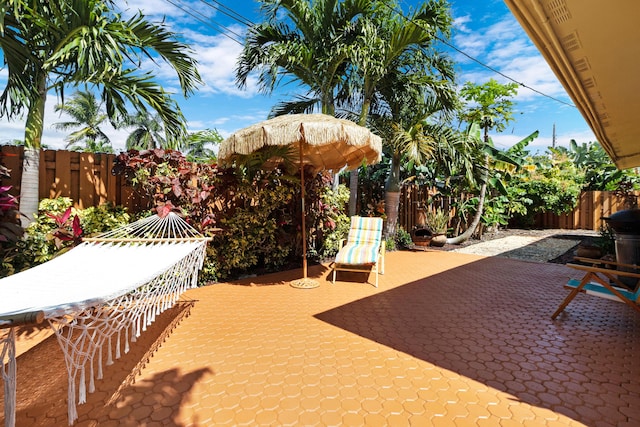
(300, 139), (307, 279)
(290, 134), (318, 289)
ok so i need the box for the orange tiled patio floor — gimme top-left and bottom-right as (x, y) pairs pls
(3, 250), (640, 426)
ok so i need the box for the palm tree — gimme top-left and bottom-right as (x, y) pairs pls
(53, 90), (113, 153)
(346, 0), (454, 216)
(122, 111), (166, 150)
(237, 0), (455, 217)
(184, 129), (222, 163)
(447, 79), (518, 244)
(368, 46), (458, 237)
(0, 0), (202, 225)
(236, 0), (373, 117)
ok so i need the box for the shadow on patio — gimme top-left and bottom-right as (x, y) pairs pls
(316, 253), (640, 426)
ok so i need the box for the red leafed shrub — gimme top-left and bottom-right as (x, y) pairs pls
(0, 160), (23, 276)
(113, 148), (220, 230)
(112, 149), (335, 282)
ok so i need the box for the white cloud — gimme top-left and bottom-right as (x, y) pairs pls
(116, 0), (217, 23)
(191, 31), (259, 97)
(451, 13), (573, 108)
(453, 15), (472, 33)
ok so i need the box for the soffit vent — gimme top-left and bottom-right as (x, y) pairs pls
(547, 0), (572, 24)
(574, 57), (590, 73)
(561, 32), (581, 52)
(582, 77), (596, 89)
(598, 105), (610, 128)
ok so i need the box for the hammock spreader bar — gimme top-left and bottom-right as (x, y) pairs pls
(0, 311), (45, 329)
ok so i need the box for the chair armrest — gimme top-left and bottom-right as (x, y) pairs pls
(567, 262), (640, 279)
(573, 256), (640, 271)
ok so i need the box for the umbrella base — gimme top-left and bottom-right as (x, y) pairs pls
(290, 278), (320, 289)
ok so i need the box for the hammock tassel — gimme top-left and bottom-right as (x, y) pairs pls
(78, 366), (87, 404)
(97, 345), (103, 380)
(125, 326), (130, 354)
(115, 330), (121, 360)
(68, 375), (78, 425)
(106, 336), (113, 366)
(88, 356), (95, 394)
(1, 328), (17, 427)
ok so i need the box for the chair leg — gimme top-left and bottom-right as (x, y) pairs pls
(332, 268), (336, 285)
(552, 274), (592, 319)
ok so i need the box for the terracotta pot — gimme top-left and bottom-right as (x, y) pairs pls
(430, 234), (447, 247)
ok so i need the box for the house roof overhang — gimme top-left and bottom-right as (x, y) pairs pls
(503, 0), (640, 169)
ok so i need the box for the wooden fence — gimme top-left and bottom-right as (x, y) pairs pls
(533, 190), (640, 231)
(398, 184), (639, 232)
(2, 145), (636, 231)
(397, 185), (467, 233)
(0, 146), (149, 213)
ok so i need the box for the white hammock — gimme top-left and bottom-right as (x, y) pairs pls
(0, 213), (210, 427)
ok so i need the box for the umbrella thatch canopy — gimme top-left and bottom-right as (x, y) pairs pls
(218, 114), (382, 288)
(219, 113), (382, 172)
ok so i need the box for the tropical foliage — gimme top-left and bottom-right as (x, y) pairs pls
(112, 149), (348, 282)
(0, 0), (202, 225)
(53, 90), (114, 153)
(0, 161), (22, 276)
(6, 197), (131, 273)
(184, 129), (222, 163)
(445, 79), (519, 242)
(236, 0), (455, 218)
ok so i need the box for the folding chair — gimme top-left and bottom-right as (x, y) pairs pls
(331, 216), (385, 287)
(552, 257), (640, 319)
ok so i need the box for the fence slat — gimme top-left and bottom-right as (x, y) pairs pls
(52, 150), (71, 199)
(78, 153), (95, 209)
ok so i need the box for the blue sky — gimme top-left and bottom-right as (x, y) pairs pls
(0, 0), (596, 154)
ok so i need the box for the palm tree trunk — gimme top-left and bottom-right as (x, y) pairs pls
(349, 95), (373, 216)
(19, 77), (46, 227)
(447, 128), (490, 245)
(19, 147), (40, 227)
(446, 177), (487, 245)
(385, 191), (400, 238)
(348, 171), (358, 216)
(384, 154), (402, 238)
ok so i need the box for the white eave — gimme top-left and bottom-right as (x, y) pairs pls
(503, 0), (640, 169)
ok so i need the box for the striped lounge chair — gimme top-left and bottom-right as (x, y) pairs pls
(331, 216), (385, 287)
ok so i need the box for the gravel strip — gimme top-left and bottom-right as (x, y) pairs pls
(450, 235), (584, 262)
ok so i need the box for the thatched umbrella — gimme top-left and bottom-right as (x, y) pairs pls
(219, 113), (382, 288)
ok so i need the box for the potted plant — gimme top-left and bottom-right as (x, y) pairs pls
(410, 205), (432, 248)
(425, 207), (449, 247)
